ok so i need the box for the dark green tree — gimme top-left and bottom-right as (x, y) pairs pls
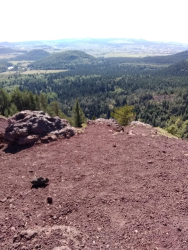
(11, 88), (23, 111)
(39, 93), (48, 112)
(73, 100), (85, 127)
(0, 88), (10, 116)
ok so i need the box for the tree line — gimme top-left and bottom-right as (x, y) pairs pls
(0, 87), (88, 127)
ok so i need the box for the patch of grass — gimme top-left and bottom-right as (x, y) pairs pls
(120, 62), (169, 68)
(0, 54), (15, 60)
(156, 127), (178, 139)
(0, 69), (68, 75)
(9, 61), (32, 66)
(21, 69), (68, 74)
(82, 123), (87, 128)
(0, 115), (7, 119)
(104, 53), (148, 58)
(0, 71), (18, 75)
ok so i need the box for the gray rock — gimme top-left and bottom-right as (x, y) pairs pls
(4, 110), (75, 145)
(87, 118), (124, 132)
(18, 135), (39, 145)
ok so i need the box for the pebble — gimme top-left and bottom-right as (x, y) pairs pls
(0, 198), (7, 203)
(47, 197), (53, 204)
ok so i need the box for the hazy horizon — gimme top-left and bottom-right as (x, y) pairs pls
(1, 0), (188, 44)
(1, 37), (188, 45)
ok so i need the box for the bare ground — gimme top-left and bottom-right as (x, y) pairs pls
(1, 122), (188, 249)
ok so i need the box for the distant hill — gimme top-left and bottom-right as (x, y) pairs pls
(0, 41), (13, 47)
(157, 59), (188, 76)
(0, 47), (16, 54)
(12, 49), (50, 61)
(140, 50), (188, 64)
(29, 50), (97, 70)
(104, 50), (188, 65)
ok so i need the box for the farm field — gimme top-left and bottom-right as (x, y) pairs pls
(0, 69), (68, 75)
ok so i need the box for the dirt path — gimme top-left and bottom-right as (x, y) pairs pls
(1, 123), (188, 249)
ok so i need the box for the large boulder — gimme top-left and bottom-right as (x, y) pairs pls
(4, 110), (75, 145)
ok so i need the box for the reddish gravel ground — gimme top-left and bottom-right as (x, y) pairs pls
(1, 122), (188, 249)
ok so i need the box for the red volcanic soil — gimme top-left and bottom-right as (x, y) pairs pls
(1, 122), (188, 249)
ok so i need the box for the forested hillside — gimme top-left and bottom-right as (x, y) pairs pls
(157, 59), (188, 76)
(138, 50), (188, 64)
(29, 50), (98, 70)
(0, 47), (15, 54)
(12, 49), (50, 61)
(0, 88), (68, 120)
(2, 50), (188, 138)
(104, 50), (188, 65)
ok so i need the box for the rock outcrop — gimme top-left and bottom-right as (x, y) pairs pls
(131, 121), (152, 128)
(4, 110), (75, 145)
(87, 118), (124, 132)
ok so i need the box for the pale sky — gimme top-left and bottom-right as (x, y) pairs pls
(1, 0), (188, 43)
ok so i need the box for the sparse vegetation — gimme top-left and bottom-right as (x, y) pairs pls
(111, 105), (135, 126)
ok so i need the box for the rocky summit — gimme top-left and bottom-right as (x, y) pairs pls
(1, 120), (188, 249)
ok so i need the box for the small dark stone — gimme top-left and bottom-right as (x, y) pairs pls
(47, 197), (53, 204)
(31, 177), (49, 187)
(177, 228), (182, 232)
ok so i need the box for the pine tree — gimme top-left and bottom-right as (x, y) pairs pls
(73, 100), (85, 127)
(111, 105), (135, 126)
(39, 93), (48, 112)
